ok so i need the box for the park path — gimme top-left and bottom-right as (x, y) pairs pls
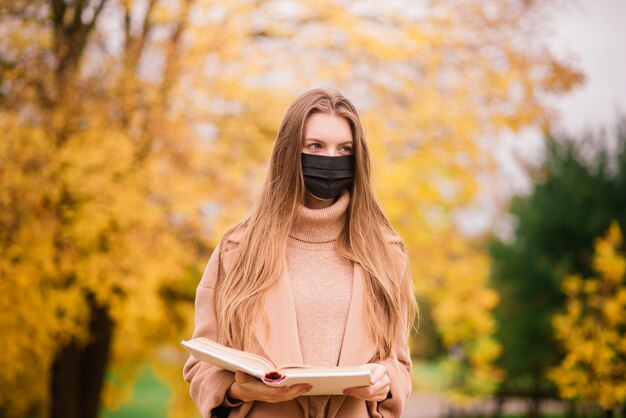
(403, 392), (565, 418)
(403, 393), (447, 418)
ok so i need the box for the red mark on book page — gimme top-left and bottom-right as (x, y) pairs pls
(263, 371), (286, 383)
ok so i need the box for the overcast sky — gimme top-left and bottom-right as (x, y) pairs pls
(550, 0), (626, 135)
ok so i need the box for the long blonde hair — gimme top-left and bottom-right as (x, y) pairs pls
(215, 88), (417, 359)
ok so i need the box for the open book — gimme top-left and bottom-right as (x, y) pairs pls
(181, 337), (372, 396)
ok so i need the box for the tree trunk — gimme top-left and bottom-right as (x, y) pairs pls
(565, 400), (577, 418)
(50, 298), (114, 418)
(492, 396), (505, 418)
(527, 396), (541, 418)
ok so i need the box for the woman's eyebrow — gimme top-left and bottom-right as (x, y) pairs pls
(304, 137), (353, 144)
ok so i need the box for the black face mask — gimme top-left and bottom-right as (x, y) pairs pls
(301, 153), (355, 200)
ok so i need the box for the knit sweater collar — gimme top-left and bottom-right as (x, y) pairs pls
(289, 189), (350, 244)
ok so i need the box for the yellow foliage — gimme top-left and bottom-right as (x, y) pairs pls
(548, 221), (626, 410)
(426, 234), (503, 403)
(593, 223), (626, 282)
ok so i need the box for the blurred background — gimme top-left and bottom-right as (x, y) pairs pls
(1, 0), (625, 417)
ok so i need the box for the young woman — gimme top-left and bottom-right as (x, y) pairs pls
(183, 88), (417, 418)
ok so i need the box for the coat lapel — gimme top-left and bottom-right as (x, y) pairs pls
(222, 240), (308, 413)
(220, 248), (303, 366)
(257, 258), (303, 366)
(327, 262), (376, 418)
(337, 263), (376, 366)
(256, 259), (310, 415)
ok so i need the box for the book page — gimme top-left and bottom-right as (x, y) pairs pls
(182, 338), (276, 379)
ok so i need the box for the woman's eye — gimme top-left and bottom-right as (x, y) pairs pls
(340, 146), (353, 153)
(309, 143), (322, 149)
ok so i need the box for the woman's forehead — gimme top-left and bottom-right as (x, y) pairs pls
(304, 113), (353, 143)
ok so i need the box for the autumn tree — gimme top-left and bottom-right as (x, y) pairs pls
(1, 0), (223, 417)
(549, 221), (626, 416)
(0, 0), (583, 416)
(425, 236), (502, 404)
(489, 121), (626, 415)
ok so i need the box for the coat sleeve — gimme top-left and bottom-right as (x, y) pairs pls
(368, 326), (412, 417)
(182, 241), (253, 418)
(368, 242), (413, 418)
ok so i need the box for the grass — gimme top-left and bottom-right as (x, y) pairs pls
(501, 415), (565, 418)
(411, 359), (448, 391)
(101, 367), (170, 418)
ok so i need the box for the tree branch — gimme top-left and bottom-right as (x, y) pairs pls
(84, 0), (107, 33)
(135, 0), (194, 161)
(73, 0), (86, 32)
(50, 0), (66, 30)
(159, 0), (193, 100)
(142, 0), (158, 36)
(123, 3), (131, 45)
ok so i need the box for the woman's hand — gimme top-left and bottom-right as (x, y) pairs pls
(343, 363), (390, 402)
(227, 371), (312, 403)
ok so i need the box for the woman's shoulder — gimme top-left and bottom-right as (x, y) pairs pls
(380, 225), (405, 247)
(381, 228), (403, 244)
(217, 221), (248, 254)
(380, 227), (410, 267)
(222, 222), (247, 243)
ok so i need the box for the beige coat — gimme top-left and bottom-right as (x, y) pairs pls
(183, 227), (412, 418)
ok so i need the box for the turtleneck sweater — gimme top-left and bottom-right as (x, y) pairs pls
(287, 189), (354, 418)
